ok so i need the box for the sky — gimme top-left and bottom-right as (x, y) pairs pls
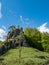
(0, 0), (49, 41)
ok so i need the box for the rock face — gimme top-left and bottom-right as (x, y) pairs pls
(0, 39), (28, 55)
(23, 42), (29, 47)
(7, 26), (23, 39)
(0, 26), (29, 55)
(0, 44), (7, 55)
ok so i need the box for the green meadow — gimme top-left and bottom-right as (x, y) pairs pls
(0, 47), (49, 65)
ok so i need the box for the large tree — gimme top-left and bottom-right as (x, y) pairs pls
(24, 28), (44, 51)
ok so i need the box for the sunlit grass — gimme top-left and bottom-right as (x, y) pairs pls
(0, 47), (49, 65)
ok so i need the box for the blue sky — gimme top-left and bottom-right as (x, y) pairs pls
(0, 0), (49, 28)
(0, 0), (49, 41)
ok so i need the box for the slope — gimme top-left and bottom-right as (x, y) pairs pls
(0, 47), (49, 65)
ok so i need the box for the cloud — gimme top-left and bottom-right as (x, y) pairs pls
(25, 18), (29, 21)
(37, 22), (49, 33)
(0, 27), (7, 41)
(20, 15), (29, 22)
(0, 2), (2, 18)
(20, 16), (23, 22)
(19, 15), (30, 27)
(2, 25), (6, 30)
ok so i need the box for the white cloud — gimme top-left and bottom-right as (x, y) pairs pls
(20, 16), (23, 21)
(0, 27), (7, 41)
(0, 3), (1, 8)
(0, 2), (2, 18)
(19, 15), (24, 23)
(2, 25), (6, 30)
(37, 22), (49, 33)
(0, 12), (2, 18)
(19, 15), (30, 27)
(20, 15), (29, 22)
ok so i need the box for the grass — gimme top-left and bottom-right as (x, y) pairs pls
(0, 47), (49, 65)
(0, 41), (3, 45)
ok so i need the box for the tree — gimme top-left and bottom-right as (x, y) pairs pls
(24, 28), (44, 51)
(41, 32), (49, 52)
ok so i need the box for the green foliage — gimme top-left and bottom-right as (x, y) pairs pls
(24, 28), (44, 51)
(24, 27), (49, 53)
(0, 41), (3, 45)
(41, 33), (49, 53)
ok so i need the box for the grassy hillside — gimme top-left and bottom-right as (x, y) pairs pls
(0, 47), (49, 65)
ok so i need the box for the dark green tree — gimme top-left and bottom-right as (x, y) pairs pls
(24, 28), (44, 51)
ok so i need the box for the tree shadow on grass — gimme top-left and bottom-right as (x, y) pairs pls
(0, 58), (7, 65)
